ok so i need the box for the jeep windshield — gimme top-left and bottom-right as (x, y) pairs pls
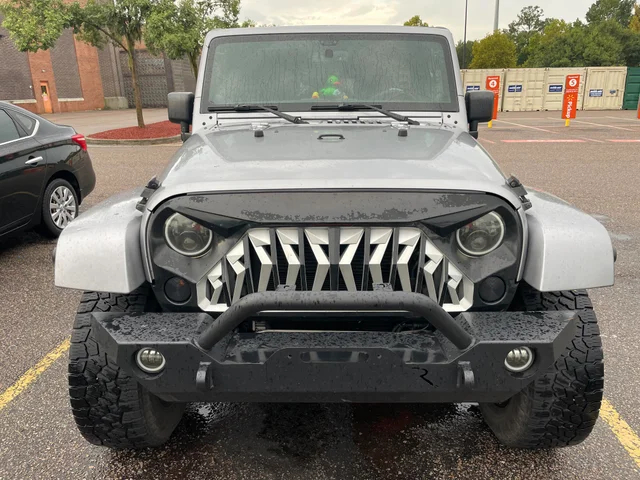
(201, 33), (458, 114)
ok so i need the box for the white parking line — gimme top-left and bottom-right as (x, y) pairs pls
(502, 116), (622, 120)
(549, 118), (634, 132)
(494, 120), (557, 134)
(502, 139), (585, 143)
(606, 116), (639, 122)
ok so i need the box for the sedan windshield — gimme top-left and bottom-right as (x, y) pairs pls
(202, 33), (458, 113)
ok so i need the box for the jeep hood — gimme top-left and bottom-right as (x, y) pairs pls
(149, 124), (520, 210)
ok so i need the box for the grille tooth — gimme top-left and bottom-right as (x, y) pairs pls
(197, 227), (474, 313)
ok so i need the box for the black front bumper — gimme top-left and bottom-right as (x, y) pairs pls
(90, 292), (576, 403)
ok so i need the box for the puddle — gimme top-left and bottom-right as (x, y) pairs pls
(609, 233), (631, 241)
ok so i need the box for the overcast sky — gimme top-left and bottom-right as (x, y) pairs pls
(241, 0), (597, 41)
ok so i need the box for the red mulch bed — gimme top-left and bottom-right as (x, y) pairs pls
(89, 121), (180, 140)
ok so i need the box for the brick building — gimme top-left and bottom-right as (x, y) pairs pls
(0, 16), (195, 114)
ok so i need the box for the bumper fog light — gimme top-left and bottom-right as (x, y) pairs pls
(504, 346), (534, 373)
(136, 348), (166, 374)
(478, 276), (506, 303)
(165, 276), (191, 303)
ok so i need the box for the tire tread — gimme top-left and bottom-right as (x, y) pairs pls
(68, 287), (178, 448)
(481, 286), (604, 448)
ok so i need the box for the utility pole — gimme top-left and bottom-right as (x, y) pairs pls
(494, 0), (500, 31)
(463, 0), (469, 69)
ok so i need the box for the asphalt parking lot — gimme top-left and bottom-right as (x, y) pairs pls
(1, 110), (639, 479)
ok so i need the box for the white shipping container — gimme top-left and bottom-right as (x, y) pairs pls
(582, 67), (628, 110)
(542, 68), (587, 111)
(502, 68), (546, 111)
(461, 69), (506, 112)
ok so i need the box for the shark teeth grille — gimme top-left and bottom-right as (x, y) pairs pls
(196, 227), (473, 313)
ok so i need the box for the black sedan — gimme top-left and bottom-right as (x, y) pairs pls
(0, 101), (95, 238)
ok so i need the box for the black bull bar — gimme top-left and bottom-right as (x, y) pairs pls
(90, 292), (576, 403)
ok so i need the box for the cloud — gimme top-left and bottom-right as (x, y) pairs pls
(243, 0), (400, 26)
(240, 0), (595, 41)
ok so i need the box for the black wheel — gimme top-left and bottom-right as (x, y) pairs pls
(68, 286), (185, 448)
(480, 284), (604, 448)
(39, 178), (79, 237)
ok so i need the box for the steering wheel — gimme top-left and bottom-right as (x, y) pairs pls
(373, 88), (421, 102)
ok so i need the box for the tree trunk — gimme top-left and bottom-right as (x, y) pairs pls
(126, 38), (145, 128)
(188, 52), (199, 81)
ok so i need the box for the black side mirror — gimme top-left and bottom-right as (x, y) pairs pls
(465, 91), (494, 139)
(168, 92), (194, 141)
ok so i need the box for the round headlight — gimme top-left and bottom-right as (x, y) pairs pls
(456, 212), (505, 256)
(164, 213), (213, 257)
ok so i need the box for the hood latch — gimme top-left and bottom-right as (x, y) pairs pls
(506, 175), (532, 210)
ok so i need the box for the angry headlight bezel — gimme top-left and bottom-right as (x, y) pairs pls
(456, 211), (506, 257)
(164, 212), (213, 257)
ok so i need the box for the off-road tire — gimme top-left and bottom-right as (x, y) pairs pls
(480, 284), (604, 448)
(68, 287), (185, 448)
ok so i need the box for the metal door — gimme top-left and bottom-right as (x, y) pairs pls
(542, 68), (587, 111)
(502, 68), (545, 112)
(40, 82), (53, 114)
(582, 67), (627, 110)
(461, 69), (506, 112)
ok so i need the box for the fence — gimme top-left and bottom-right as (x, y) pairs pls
(461, 66), (639, 112)
(119, 50), (196, 109)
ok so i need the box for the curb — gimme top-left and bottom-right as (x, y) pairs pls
(86, 135), (181, 146)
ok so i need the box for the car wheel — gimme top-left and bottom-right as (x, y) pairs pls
(480, 285), (604, 448)
(40, 178), (79, 237)
(69, 286), (185, 448)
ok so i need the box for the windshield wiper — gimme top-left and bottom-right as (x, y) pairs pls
(310, 103), (420, 125)
(208, 104), (308, 124)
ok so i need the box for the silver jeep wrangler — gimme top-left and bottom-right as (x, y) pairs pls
(55, 26), (614, 449)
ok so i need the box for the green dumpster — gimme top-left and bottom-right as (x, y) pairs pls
(623, 67), (640, 110)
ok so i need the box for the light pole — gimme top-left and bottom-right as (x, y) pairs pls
(462, 0), (468, 69)
(494, 0), (500, 31)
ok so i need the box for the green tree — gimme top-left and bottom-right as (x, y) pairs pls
(630, 4), (640, 32)
(403, 15), (428, 27)
(0, 0), (70, 51)
(506, 6), (548, 65)
(525, 20), (584, 68)
(583, 19), (627, 65)
(1, 0), (152, 127)
(586, 0), (635, 26)
(623, 29), (640, 65)
(469, 31), (517, 68)
(69, 0), (152, 127)
(456, 40), (475, 69)
(145, 0), (245, 78)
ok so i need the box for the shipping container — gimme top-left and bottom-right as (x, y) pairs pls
(461, 69), (506, 112)
(542, 68), (587, 111)
(502, 68), (546, 111)
(582, 67), (627, 110)
(623, 67), (640, 110)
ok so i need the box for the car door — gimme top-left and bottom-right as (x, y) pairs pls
(0, 108), (48, 234)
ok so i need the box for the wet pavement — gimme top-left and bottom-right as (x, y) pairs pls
(1, 111), (640, 479)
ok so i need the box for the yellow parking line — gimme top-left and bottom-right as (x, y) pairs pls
(1, 338), (640, 471)
(601, 398), (640, 469)
(0, 338), (70, 413)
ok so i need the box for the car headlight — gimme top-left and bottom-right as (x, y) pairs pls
(164, 213), (213, 257)
(456, 211), (505, 256)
